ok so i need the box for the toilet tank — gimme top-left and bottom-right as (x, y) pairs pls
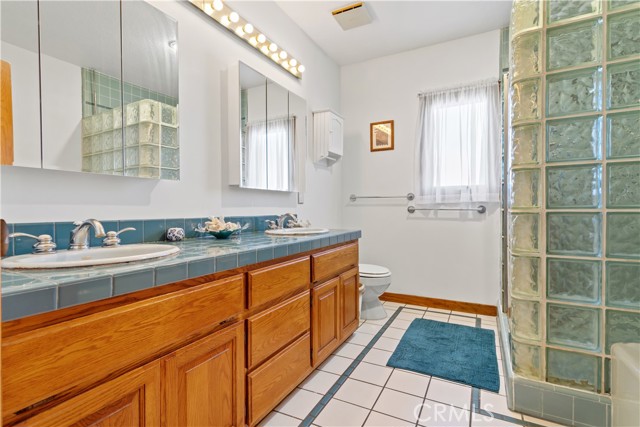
(611, 343), (640, 427)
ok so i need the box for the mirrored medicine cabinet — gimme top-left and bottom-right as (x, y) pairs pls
(228, 62), (306, 193)
(0, 0), (180, 180)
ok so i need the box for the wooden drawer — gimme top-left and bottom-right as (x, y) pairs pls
(247, 291), (310, 369)
(312, 242), (358, 283)
(248, 257), (310, 308)
(247, 333), (312, 426)
(2, 275), (244, 422)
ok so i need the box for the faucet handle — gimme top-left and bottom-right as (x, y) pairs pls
(102, 228), (136, 247)
(9, 233), (57, 254)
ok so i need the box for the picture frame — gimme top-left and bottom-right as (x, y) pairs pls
(370, 120), (394, 152)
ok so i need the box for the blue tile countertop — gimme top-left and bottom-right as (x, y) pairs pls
(1, 230), (361, 321)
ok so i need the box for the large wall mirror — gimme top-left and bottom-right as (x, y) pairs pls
(230, 62), (306, 192)
(0, 0), (179, 180)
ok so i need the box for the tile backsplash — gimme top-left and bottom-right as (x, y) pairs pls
(5, 215), (277, 257)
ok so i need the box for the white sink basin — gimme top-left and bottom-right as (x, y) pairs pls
(1, 244), (180, 269)
(265, 228), (330, 236)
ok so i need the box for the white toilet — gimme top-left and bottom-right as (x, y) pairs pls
(359, 264), (392, 320)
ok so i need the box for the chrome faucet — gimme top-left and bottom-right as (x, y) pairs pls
(277, 213), (298, 228)
(69, 219), (106, 250)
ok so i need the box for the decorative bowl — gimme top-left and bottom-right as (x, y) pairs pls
(206, 229), (240, 239)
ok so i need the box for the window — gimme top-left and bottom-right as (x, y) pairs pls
(415, 80), (500, 205)
(244, 117), (294, 191)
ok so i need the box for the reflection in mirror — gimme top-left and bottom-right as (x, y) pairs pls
(122, 1), (179, 180)
(39, 0), (122, 173)
(240, 62), (302, 192)
(1, 0), (179, 180)
(0, 0), (42, 167)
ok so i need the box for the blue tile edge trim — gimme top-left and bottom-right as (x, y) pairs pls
(299, 307), (405, 427)
(497, 305), (612, 427)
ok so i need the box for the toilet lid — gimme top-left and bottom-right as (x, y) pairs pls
(359, 264), (390, 277)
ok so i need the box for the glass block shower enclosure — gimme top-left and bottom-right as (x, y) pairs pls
(508, 0), (639, 396)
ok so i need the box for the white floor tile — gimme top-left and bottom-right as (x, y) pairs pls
(363, 348), (393, 366)
(314, 398), (370, 427)
(275, 388), (323, 419)
(318, 355), (353, 375)
(448, 316), (478, 326)
(364, 411), (415, 427)
(350, 361), (393, 386)
(480, 391), (522, 419)
(300, 370), (340, 395)
(471, 412), (521, 426)
(451, 310), (476, 318)
(359, 323), (383, 335)
(398, 310), (424, 321)
(383, 301), (405, 308)
(365, 317), (389, 326)
(382, 327), (406, 340)
(348, 331), (377, 346)
(373, 336), (400, 352)
(427, 308), (451, 314)
(390, 318), (414, 330)
(522, 415), (566, 426)
(334, 378), (383, 409)
(423, 312), (450, 322)
(334, 342), (365, 359)
(258, 411), (301, 427)
(404, 303), (429, 310)
(372, 388), (424, 423)
(418, 400), (472, 427)
(426, 378), (472, 409)
(386, 369), (431, 397)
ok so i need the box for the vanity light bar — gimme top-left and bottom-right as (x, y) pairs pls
(190, 0), (305, 79)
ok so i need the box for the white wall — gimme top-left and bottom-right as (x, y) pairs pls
(340, 30), (502, 306)
(0, 0), (343, 227)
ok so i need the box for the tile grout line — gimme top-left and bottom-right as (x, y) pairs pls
(299, 306), (405, 427)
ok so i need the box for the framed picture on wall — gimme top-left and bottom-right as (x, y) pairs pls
(370, 120), (394, 152)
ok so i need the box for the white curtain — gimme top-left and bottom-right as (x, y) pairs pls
(245, 117), (294, 191)
(414, 80), (500, 205)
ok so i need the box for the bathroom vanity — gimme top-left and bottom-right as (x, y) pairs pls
(1, 232), (360, 427)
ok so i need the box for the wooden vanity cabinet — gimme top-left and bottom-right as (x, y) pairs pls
(164, 322), (245, 427)
(311, 277), (341, 365)
(14, 360), (162, 427)
(310, 244), (360, 367)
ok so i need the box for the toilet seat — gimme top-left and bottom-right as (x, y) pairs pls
(359, 264), (391, 277)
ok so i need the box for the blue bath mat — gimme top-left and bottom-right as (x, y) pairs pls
(387, 318), (500, 393)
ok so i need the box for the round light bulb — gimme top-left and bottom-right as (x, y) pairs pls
(213, 0), (223, 11)
(229, 11), (239, 23)
(260, 45), (269, 55)
(235, 26), (244, 37)
(298, 64), (305, 73)
(271, 53), (280, 62)
(282, 60), (289, 69)
(279, 51), (288, 59)
(269, 43), (278, 52)
(220, 15), (230, 27)
(257, 34), (266, 44)
(290, 66), (297, 74)
(249, 36), (258, 46)
(289, 58), (297, 67)
(244, 23), (254, 34)
(204, 3), (214, 15)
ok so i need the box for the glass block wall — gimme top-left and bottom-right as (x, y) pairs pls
(508, 0), (639, 394)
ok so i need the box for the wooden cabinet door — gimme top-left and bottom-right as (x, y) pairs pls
(17, 361), (161, 427)
(164, 322), (245, 427)
(311, 277), (340, 366)
(340, 267), (359, 339)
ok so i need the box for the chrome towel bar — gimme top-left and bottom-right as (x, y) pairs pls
(408, 205), (487, 214)
(349, 193), (415, 202)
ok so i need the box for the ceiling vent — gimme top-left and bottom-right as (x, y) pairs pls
(332, 2), (372, 31)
